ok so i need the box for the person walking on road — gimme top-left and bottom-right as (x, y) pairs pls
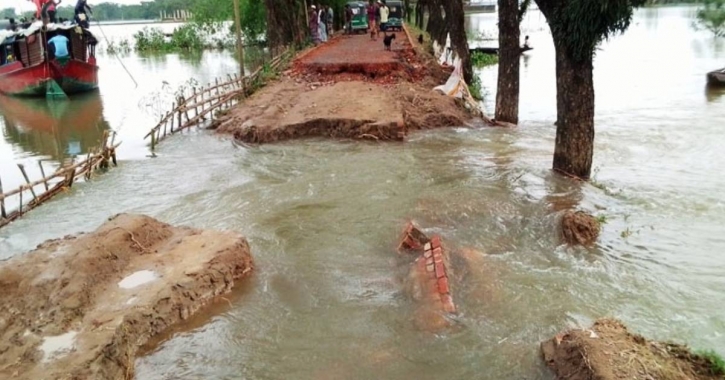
(309, 5), (321, 44)
(367, 0), (377, 40)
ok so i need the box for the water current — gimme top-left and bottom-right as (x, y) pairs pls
(1, 6), (724, 379)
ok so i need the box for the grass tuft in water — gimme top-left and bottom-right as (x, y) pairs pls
(471, 51), (499, 67)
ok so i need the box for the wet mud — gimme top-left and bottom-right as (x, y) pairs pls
(0, 214), (254, 380)
(542, 319), (723, 380)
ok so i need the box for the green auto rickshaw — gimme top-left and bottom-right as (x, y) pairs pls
(386, 0), (404, 31)
(347, 1), (369, 34)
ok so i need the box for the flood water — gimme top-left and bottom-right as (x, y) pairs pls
(1, 6), (724, 379)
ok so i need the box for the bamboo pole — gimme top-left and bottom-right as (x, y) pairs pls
(17, 164), (38, 202)
(177, 99), (183, 130)
(0, 175), (6, 219)
(179, 92), (237, 131)
(38, 162), (49, 191)
(192, 87), (199, 118)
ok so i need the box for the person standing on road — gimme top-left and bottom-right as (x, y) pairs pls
(309, 5), (320, 44)
(344, 4), (353, 35)
(367, 0), (377, 40)
(379, 0), (389, 35)
(318, 4), (328, 42)
(326, 5), (334, 37)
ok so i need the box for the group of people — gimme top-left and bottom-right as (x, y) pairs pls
(309, 4), (334, 45)
(366, 0), (390, 40)
(23, 0), (93, 27)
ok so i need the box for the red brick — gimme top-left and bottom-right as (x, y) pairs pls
(425, 256), (434, 266)
(435, 262), (446, 278)
(433, 255), (442, 264)
(437, 277), (450, 294)
(431, 236), (441, 249)
(424, 250), (432, 259)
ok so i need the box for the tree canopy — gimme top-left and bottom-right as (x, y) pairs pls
(696, 0), (725, 37)
(537, 0), (647, 62)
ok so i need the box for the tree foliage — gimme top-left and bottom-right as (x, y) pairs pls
(537, 0), (647, 62)
(192, 0), (267, 42)
(696, 0), (725, 37)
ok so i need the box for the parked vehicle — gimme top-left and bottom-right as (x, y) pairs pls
(347, 1), (369, 34)
(386, 0), (404, 31)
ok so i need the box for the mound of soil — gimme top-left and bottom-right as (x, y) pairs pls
(561, 210), (600, 246)
(0, 214), (254, 380)
(216, 77), (469, 144)
(216, 27), (472, 144)
(541, 319), (723, 380)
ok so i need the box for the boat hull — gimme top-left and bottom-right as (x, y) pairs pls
(707, 68), (725, 87)
(0, 59), (99, 97)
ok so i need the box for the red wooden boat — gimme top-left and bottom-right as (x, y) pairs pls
(0, 23), (99, 97)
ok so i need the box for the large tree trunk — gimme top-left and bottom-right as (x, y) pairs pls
(441, 0), (472, 84)
(265, 0), (305, 49)
(415, 0), (425, 28)
(552, 35), (595, 179)
(494, 0), (520, 124)
(426, 0), (447, 45)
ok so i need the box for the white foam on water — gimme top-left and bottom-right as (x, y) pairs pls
(118, 270), (158, 289)
(40, 331), (77, 362)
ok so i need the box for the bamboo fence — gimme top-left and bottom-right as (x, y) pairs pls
(0, 130), (120, 229)
(144, 48), (291, 152)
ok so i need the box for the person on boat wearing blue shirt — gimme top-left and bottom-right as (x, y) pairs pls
(48, 34), (70, 61)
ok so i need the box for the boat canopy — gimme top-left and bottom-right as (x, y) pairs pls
(2, 21), (91, 39)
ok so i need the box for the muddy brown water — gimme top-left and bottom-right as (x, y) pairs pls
(1, 6), (724, 379)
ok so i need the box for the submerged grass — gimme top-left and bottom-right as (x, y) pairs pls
(471, 51), (499, 67)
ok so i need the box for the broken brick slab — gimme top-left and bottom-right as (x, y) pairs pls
(398, 221), (430, 252)
(400, 222), (457, 332)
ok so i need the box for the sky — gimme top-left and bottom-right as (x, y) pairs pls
(5, 0), (142, 13)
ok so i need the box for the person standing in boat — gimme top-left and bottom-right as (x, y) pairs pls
(74, 0), (92, 28)
(48, 33), (70, 62)
(47, 0), (62, 23)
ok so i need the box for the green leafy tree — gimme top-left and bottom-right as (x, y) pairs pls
(193, 0), (267, 43)
(1, 8), (17, 19)
(696, 0), (725, 37)
(534, 0), (646, 179)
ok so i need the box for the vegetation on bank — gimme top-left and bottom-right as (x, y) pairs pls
(696, 349), (725, 376)
(695, 0), (725, 36)
(471, 52), (500, 67)
(133, 24), (235, 52)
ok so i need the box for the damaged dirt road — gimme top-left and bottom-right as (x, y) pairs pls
(217, 29), (473, 144)
(0, 214), (254, 380)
